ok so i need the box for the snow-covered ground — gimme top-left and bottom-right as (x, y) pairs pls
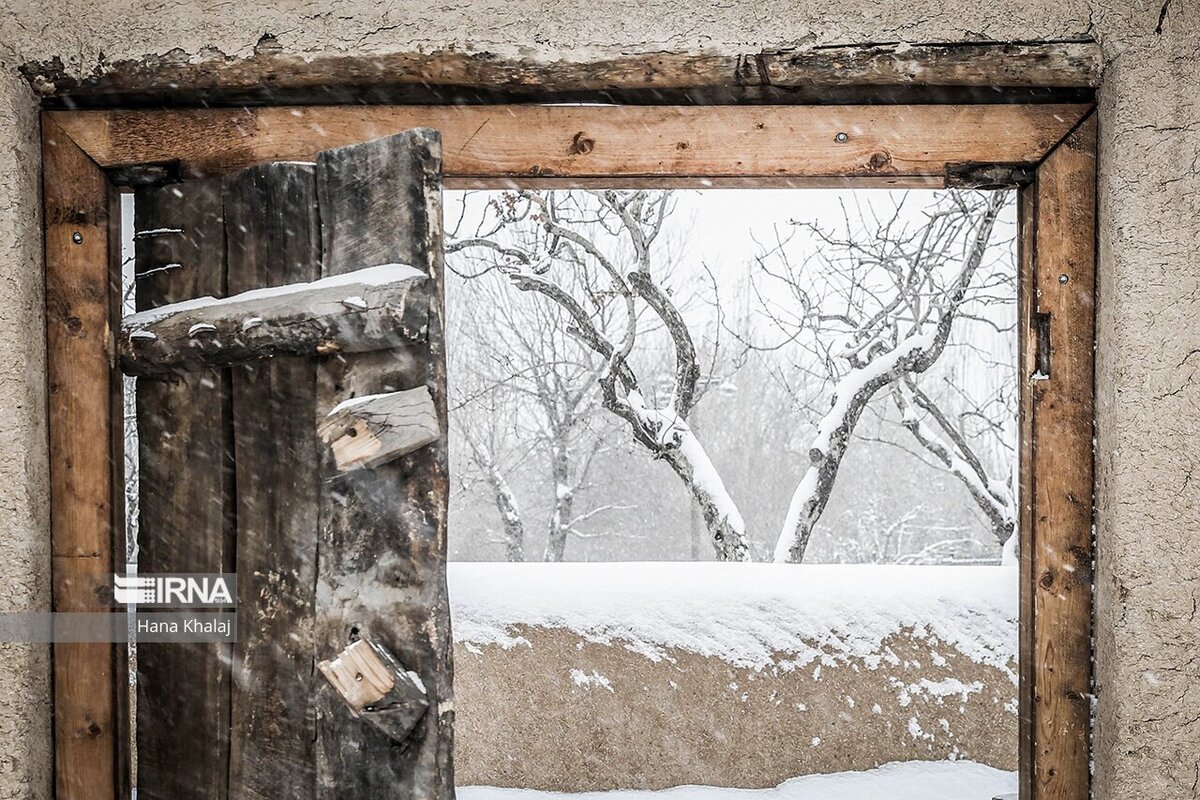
(459, 760), (1016, 800)
(449, 561), (1018, 674)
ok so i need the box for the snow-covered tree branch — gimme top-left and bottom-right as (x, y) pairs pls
(892, 376), (1016, 549)
(447, 244), (620, 561)
(765, 192), (1009, 563)
(448, 189), (750, 561)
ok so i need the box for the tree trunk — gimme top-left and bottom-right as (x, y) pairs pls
(466, 436), (526, 562)
(509, 272), (751, 563)
(661, 429), (749, 563)
(773, 335), (948, 564)
(543, 443), (574, 562)
(688, 419), (705, 560)
(484, 466), (525, 562)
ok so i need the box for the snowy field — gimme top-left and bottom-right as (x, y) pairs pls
(459, 760), (1016, 800)
(449, 561), (1018, 673)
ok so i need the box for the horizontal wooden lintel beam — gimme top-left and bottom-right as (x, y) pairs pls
(22, 43), (1100, 108)
(50, 103), (1092, 188)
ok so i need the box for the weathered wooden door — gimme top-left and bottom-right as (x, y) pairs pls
(126, 130), (452, 799)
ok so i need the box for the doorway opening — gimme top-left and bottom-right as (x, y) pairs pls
(43, 101), (1094, 800)
(444, 186), (1020, 798)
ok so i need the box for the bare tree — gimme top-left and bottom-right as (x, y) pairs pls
(747, 191), (1009, 563)
(448, 189), (750, 561)
(822, 501), (978, 564)
(892, 373), (1016, 550)
(448, 209), (638, 563)
(454, 383), (529, 561)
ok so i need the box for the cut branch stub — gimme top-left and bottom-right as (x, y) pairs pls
(317, 639), (430, 745)
(317, 386), (439, 471)
(120, 263), (429, 376)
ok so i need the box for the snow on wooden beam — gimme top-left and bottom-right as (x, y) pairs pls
(317, 386), (439, 471)
(317, 638), (429, 745)
(119, 264), (429, 375)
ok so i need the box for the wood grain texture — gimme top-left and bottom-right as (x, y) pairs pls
(134, 179), (233, 800)
(318, 386), (440, 472)
(318, 639), (401, 711)
(43, 114), (120, 800)
(119, 263), (429, 375)
(317, 638), (429, 744)
(20, 43), (1100, 108)
(1027, 113), (1096, 800)
(312, 129), (453, 798)
(760, 42), (1101, 88)
(47, 104), (1092, 186)
(1017, 183), (1037, 800)
(224, 162), (323, 800)
(108, 172), (134, 800)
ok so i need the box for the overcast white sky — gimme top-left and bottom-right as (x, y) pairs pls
(667, 188), (1017, 289)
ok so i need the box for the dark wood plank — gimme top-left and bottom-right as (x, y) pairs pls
(761, 42), (1101, 88)
(312, 129), (452, 798)
(22, 43), (1100, 107)
(224, 161), (322, 800)
(1028, 114), (1096, 800)
(43, 114), (120, 800)
(108, 172), (134, 800)
(134, 178), (233, 800)
(48, 104), (1092, 186)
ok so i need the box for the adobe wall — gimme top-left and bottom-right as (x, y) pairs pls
(1, 2), (1196, 798)
(454, 630), (1017, 791)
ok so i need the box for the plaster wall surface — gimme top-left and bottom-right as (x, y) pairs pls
(0, 2), (1196, 799)
(454, 632), (1018, 790)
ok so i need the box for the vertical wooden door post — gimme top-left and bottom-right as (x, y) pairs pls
(43, 113), (124, 800)
(1019, 113), (1097, 800)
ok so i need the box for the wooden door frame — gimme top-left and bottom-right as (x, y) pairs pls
(43, 101), (1097, 800)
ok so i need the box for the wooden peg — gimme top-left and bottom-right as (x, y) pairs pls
(317, 638), (429, 745)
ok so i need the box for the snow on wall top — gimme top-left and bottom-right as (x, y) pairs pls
(458, 759), (1016, 800)
(448, 562), (1017, 674)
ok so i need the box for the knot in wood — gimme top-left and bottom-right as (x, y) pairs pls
(568, 131), (595, 156)
(867, 150), (893, 172)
